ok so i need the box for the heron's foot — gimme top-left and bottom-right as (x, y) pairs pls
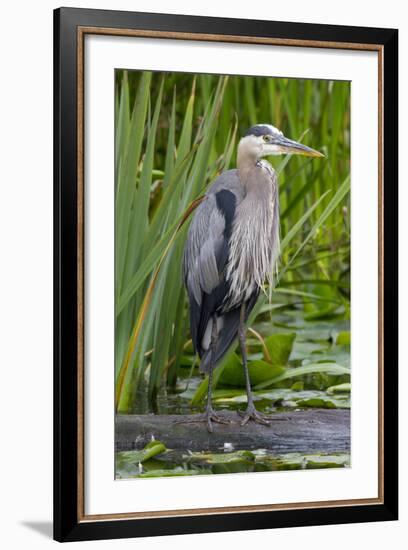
(238, 402), (276, 426)
(175, 408), (232, 433)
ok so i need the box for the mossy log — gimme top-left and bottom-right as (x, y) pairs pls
(115, 409), (350, 453)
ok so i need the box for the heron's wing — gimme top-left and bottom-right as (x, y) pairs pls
(183, 185), (238, 357)
(183, 193), (224, 301)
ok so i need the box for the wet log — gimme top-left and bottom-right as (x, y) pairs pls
(115, 409), (350, 453)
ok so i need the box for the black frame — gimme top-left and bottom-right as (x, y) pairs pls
(54, 7), (398, 542)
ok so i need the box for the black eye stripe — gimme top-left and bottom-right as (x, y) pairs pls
(244, 125), (274, 137)
(243, 125), (283, 140)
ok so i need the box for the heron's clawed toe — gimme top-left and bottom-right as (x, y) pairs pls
(207, 410), (233, 432)
(175, 409), (231, 433)
(238, 404), (274, 426)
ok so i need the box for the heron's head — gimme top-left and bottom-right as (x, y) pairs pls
(239, 124), (324, 160)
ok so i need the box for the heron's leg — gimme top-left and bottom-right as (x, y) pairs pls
(238, 302), (273, 426)
(202, 364), (232, 432)
(175, 317), (232, 432)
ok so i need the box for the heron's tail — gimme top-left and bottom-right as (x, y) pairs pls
(199, 288), (260, 374)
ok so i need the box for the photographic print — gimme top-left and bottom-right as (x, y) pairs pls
(114, 70), (351, 479)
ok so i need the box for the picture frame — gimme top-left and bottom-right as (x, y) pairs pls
(53, 7), (398, 542)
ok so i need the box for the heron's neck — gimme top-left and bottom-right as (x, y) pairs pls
(237, 146), (259, 182)
(238, 155), (275, 195)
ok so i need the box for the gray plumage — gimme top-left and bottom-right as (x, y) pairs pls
(183, 133), (280, 373)
(181, 124), (323, 430)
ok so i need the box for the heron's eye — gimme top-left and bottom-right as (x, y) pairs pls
(263, 135), (271, 142)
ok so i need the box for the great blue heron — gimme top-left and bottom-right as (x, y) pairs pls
(183, 124), (324, 432)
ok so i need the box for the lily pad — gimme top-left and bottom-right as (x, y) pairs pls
(136, 468), (206, 478)
(219, 359), (286, 387)
(327, 382), (351, 394)
(254, 452), (350, 471)
(254, 453), (306, 471)
(300, 344), (350, 369)
(116, 440), (167, 465)
(254, 363), (350, 390)
(335, 331), (351, 346)
(264, 332), (296, 365)
(290, 341), (330, 361)
(211, 388), (350, 409)
(115, 441), (168, 478)
(305, 454), (350, 468)
(185, 450), (255, 464)
(185, 450), (256, 474)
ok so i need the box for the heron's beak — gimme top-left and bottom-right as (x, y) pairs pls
(275, 136), (325, 158)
